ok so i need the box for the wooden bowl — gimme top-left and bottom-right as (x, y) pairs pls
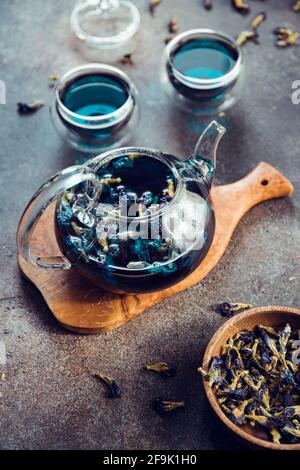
(202, 306), (300, 450)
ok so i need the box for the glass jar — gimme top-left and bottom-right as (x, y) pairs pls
(50, 63), (139, 153)
(162, 29), (245, 115)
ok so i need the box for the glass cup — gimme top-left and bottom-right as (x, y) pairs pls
(50, 63), (139, 153)
(162, 29), (245, 115)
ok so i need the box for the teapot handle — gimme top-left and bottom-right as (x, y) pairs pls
(17, 166), (101, 270)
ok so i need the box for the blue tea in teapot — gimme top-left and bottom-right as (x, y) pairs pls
(18, 121), (225, 294)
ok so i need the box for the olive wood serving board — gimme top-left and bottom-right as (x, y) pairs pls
(17, 162), (294, 334)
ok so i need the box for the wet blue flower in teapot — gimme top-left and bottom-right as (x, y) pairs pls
(18, 121), (226, 294)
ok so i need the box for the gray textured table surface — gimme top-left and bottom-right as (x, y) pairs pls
(0, 0), (299, 450)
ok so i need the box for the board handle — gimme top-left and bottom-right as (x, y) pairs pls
(213, 162), (294, 219)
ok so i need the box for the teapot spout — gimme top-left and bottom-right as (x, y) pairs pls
(190, 121), (226, 190)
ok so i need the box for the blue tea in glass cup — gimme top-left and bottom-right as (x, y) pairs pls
(51, 63), (139, 153)
(162, 29), (244, 115)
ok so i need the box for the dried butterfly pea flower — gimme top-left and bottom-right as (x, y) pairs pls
(273, 27), (299, 48)
(287, 360), (298, 374)
(17, 100), (44, 114)
(274, 27), (289, 36)
(260, 350), (272, 366)
(71, 221), (86, 237)
(279, 323), (292, 357)
(125, 153), (139, 161)
(94, 372), (121, 398)
(99, 234), (109, 253)
(62, 191), (74, 204)
(203, 0), (213, 11)
(293, 419), (300, 429)
(224, 339), (244, 370)
(168, 16), (178, 34)
(240, 347), (253, 360)
(270, 428), (282, 444)
(257, 325), (279, 337)
(257, 327), (281, 360)
(164, 35), (174, 45)
(243, 372), (265, 392)
(163, 178), (175, 198)
(294, 1), (300, 12)
(235, 329), (255, 346)
(57, 205), (73, 226)
(101, 176), (122, 186)
(217, 396), (227, 405)
(282, 425), (300, 438)
(149, 0), (161, 16)
(223, 340), (234, 369)
(283, 405), (300, 418)
(217, 302), (253, 317)
(48, 75), (59, 87)
(281, 367), (296, 386)
(145, 362), (177, 378)
(231, 398), (255, 425)
(153, 397), (185, 415)
(236, 31), (259, 47)
(244, 413), (274, 429)
(218, 386), (249, 401)
(120, 54), (134, 66)
(251, 12), (266, 31)
(227, 370), (245, 390)
(259, 406), (274, 421)
(269, 356), (279, 375)
(208, 356), (227, 387)
(252, 337), (259, 353)
(282, 391), (298, 407)
(232, 0), (250, 15)
(258, 387), (271, 411)
(220, 402), (232, 415)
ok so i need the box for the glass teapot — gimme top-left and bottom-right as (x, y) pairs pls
(18, 121), (225, 294)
